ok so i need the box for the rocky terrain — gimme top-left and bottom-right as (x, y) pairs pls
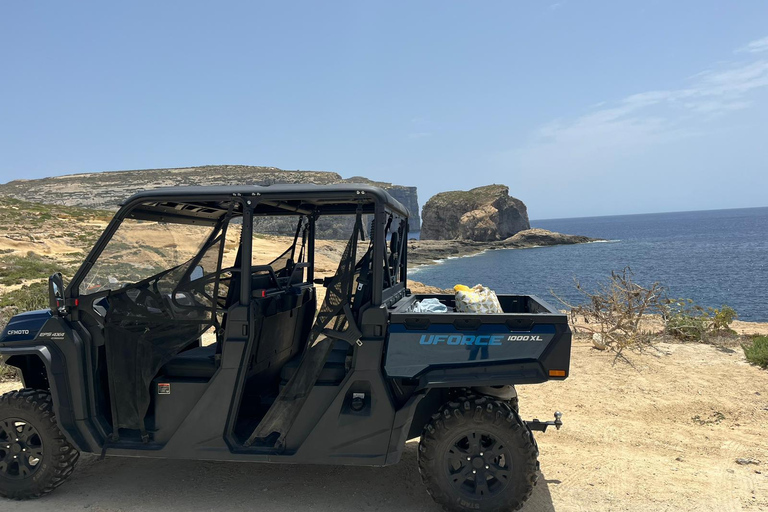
(420, 184), (530, 241)
(408, 228), (600, 267)
(0, 165), (420, 234)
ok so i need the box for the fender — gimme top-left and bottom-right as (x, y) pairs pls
(0, 345), (71, 436)
(0, 345), (85, 448)
(0, 326), (100, 453)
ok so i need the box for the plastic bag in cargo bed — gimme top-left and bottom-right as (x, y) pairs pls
(454, 284), (503, 313)
(412, 298), (448, 313)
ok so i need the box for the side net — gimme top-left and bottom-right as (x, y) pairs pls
(103, 220), (231, 437)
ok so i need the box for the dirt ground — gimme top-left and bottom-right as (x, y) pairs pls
(1, 335), (766, 512)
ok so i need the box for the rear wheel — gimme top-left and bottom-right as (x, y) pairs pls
(505, 396), (520, 414)
(0, 389), (79, 499)
(418, 395), (538, 512)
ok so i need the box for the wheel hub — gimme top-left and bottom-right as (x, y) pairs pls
(445, 430), (513, 499)
(0, 418), (43, 479)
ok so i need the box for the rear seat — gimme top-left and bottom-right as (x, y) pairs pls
(161, 344), (217, 379)
(161, 320), (347, 384)
(280, 339), (350, 385)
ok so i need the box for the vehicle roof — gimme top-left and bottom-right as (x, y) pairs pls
(121, 184), (409, 221)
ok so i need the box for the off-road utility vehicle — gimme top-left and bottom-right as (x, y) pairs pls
(0, 185), (570, 511)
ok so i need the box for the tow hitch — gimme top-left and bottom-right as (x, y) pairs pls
(526, 411), (563, 432)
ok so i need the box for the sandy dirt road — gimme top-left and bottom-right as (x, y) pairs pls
(1, 338), (767, 512)
(0, 442), (562, 512)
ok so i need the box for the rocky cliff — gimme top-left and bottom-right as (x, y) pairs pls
(0, 165), (420, 236)
(342, 176), (419, 230)
(420, 184), (530, 241)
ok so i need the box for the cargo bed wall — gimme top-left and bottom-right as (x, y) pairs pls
(384, 294), (571, 387)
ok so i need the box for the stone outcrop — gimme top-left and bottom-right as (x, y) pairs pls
(420, 184), (530, 241)
(407, 229), (600, 267)
(406, 239), (488, 267)
(0, 165), (420, 237)
(499, 228), (595, 247)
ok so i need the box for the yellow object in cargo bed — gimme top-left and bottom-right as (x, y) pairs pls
(453, 284), (503, 313)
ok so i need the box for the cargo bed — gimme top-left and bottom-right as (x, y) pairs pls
(383, 294), (572, 386)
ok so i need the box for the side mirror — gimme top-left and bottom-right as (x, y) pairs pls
(48, 272), (66, 315)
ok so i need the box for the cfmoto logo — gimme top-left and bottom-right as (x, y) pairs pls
(7, 329), (30, 336)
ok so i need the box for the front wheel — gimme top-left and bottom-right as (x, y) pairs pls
(0, 389), (80, 499)
(418, 395), (538, 512)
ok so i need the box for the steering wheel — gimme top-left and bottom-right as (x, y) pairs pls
(171, 267), (233, 310)
(135, 286), (167, 315)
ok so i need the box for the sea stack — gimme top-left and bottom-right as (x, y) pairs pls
(420, 184), (530, 241)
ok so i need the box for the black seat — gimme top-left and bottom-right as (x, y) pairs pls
(161, 344), (217, 379)
(279, 339), (350, 385)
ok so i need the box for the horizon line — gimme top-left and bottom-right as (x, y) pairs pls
(531, 204), (768, 223)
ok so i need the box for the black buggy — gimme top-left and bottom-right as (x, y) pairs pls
(0, 184), (570, 511)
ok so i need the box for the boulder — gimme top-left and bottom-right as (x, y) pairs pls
(500, 228), (596, 247)
(420, 184), (530, 241)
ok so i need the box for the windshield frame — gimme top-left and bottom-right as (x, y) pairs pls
(67, 195), (245, 299)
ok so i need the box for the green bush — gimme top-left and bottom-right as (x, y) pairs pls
(712, 305), (738, 333)
(0, 251), (66, 286)
(663, 299), (738, 341)
(0, 281), (49, 312)
(743, 336), (768, 369)
(665, 313), (709, 341)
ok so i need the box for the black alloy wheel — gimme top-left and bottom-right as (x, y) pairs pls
(445, 430), (513, 499)
(0, 418), (44, 479)
(0, 389), (80, 500)
(419, 395), (539, 512)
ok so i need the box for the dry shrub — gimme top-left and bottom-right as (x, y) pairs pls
(554, 268), (741, 359)
(553, 267), (666, 355)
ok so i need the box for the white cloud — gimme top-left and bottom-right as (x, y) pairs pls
(683, 100), (751, 114)
(498, 40), (768, 177)
(693, 60), (768, 96)
(737, 36), (768, 54)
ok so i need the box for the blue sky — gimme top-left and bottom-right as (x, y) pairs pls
(1, 1), (767, 219)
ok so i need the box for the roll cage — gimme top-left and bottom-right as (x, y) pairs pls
(65, 184), (410, 309)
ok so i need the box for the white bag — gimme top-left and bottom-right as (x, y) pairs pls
(454, 284), (503, 314)
(412, 298), (449, 313)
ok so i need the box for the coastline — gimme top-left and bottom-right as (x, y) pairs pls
(408, 228), (602, 268)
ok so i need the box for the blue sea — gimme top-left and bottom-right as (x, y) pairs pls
(410, 207), (768, 322)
